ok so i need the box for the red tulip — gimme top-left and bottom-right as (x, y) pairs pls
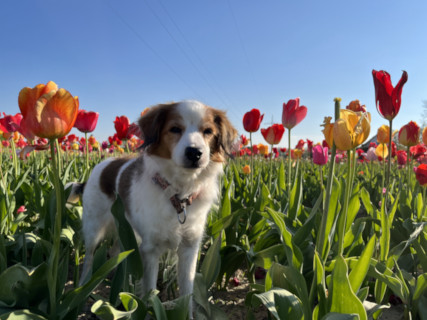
(306, 139), (313, 154)
(74, 109), (99, 133)
(398, 121), (420, 147)
(261, 124), (285, 145)
(312, 145), (329, 166)
(114, 116), (131, 140)
(415, 164), (427, 186)
(397, 150), (407, 166)
(0, 113), (23, 132)
(243, 109), (264, 133)
(282, 98), (307, 130)
(295, 139), (305, 150)
(372, 70), (408, 121)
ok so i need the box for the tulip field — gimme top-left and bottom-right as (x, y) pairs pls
(1, 71), (427, 320)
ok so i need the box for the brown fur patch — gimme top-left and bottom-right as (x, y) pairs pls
(138, 102), (180, 158)
(118, 156), (144, 213)
(99, 158), (131, 199)
(205, 107), (238, 162)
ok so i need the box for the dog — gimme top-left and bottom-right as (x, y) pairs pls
(72, 100), (237, 314)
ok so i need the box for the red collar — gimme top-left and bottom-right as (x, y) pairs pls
(151, 173), (196, 223)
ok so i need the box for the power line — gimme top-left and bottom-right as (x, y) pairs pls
(143, 0), (236, 113)
(105, 0), (204, 101)
(226, 0), (261, 103)
(155, 0), (237, 112)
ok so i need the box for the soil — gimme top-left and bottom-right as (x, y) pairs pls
(73, 269), (404, 320)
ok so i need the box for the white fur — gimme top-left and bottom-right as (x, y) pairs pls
(78, 101), (229, 316)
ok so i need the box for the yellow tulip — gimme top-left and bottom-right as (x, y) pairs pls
(321, 117), (334, 148)
(377, 125), (390, 144)
(423, 127), (427, 145)
(330, 110), (371, 151)
(258, 144), (269, 156)
(375, 143), (388, 159)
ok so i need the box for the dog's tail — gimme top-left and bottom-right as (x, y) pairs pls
(65, 182), (86, 204)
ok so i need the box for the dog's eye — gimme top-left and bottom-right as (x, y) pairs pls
(169, 126), (182, 134)
(203, 128), (213, 135)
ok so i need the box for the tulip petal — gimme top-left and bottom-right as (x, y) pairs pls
(391, 70), (408, 115)
(333, 119), (352, 151)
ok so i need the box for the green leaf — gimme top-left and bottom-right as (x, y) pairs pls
(329, 256), (367, 320)
(111, 197), (143, 280)
(0, 309), (48, 320)
(266, 263), (310, 320)
(91, 299), (136, 320)
(253, 288), (304, 320)
(200, 235), (221, 289)
(147, 292), (168, 320)
(348, 235), (376, 293)
(0, 263), (48, 308)
(321, 312), (359, 320)
(266, 207), (303, 271)
(412, 273), (427, 318)
(289, 168), (303, 220)
(165, 294), (191, 320)
(58, 250), (133, 317)
(278, 160), (286, 192)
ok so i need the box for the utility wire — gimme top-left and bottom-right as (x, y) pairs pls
(105, 0), (205, 101)
(144, 0), (235, 113)
(226, 0), (261, 103)
(156, 0), (237, 113)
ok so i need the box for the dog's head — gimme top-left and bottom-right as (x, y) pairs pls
(138, 100), (237, 169)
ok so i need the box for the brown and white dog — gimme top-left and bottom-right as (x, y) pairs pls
(73, 100), (237, 314)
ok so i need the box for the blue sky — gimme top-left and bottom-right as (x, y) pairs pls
(1, 0), (426, 147)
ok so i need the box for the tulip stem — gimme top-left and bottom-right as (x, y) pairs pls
(407, 145), (411, 190)
(315, 98), (340, 261)
(337, 150), (356, 256)
(48, 139), (62, 318)
(249, 132), (254, 193)
(288, 128), (292, 203)
(85, 132), (89, 172)
(269, 144), (273, 189)
(11, 139), (18, 177)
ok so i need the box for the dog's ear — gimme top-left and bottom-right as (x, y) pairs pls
(139, 103), (176, 151)
(211, 109), (238, 162)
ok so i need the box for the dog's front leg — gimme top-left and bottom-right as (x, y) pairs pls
(139, 248), (161, 296)
(177, 243), (199, 318)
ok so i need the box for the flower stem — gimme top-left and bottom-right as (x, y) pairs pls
(337, 150), (356, 256)
(48, 139), (62, 317)
(85, 132), (89, 171)
(288, 128), (292, 202)
(385, 120), (393, 187)
(315, 98), (340, 261)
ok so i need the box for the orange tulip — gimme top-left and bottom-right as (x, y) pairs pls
(18, 81), (79, 139)
(242, 165), (251, 174)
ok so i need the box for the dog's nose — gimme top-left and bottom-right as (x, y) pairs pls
(185, 147), (202, 163)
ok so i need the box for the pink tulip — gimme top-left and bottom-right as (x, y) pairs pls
(312, 145), (329, 166)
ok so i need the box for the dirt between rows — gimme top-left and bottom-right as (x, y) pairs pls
(75, 268), (404, 320)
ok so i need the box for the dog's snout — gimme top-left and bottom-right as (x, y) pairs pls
(185, 147), (202, 163)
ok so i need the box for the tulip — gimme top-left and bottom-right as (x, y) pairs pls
(422, 127), (427, 145)
(375, 143), (388, 159)
(0, 113), (23, 133)
(261, 124), (285, 145)
(397, 150), (407, 166)
(415, 164), (427, 186)
(282, 98), (307, 130)
(306, 139), (313, 155)
(242, 165), (251, 175)
(312, 145), (328, 166)
(258, 144), (269, 156)
(74, 109), (99, 133)
(410, 145), (427, 159)
(291, 149), (303, 160)
(243, 109), (264, 133)
(114, 116), (131, 140)
(377, 125), (390, 144)
(399, 121), (420, 147)
(372, 70), (408, 121)
(346, 100), (367, 113)
(240, 135), (249, 146)
(324, 110), (371, 151)
(366, 147), (378, 162)
(295, 139), (305, 150)
(18, 81), (79, 139)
